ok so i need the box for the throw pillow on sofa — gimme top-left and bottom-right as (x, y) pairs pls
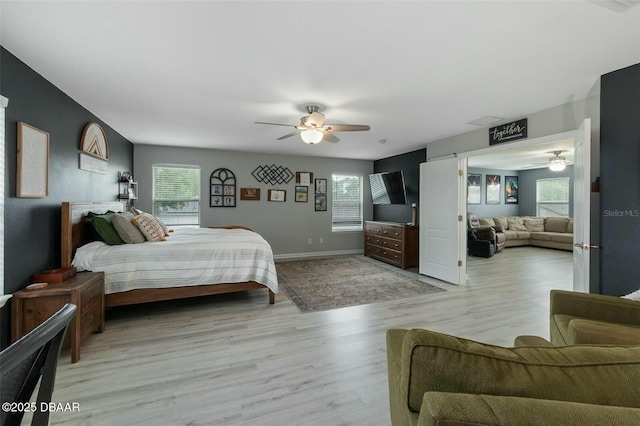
(524, 217), (545, 232)
(546, 217), (570, 233)
(507, 217), (527, 231)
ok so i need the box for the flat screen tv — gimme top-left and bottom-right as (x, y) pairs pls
(369, 171), (408, 205)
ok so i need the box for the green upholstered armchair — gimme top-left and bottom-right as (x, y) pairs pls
(550, 289), (640, 345)
(386, 328), (640, 426)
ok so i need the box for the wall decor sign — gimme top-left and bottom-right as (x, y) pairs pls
(505, 176), (519, 204)
(486, 174), (501, 204)
(240, 188), (261, 201)
(210, 168), (236, 207)
(80, 122), (109, 159)
(489, 118), (527, 145)
(295, 186), (308, 202)
(17, 122), (49, 198)
(252, 164), (294, 185)
(467, 173), (481, 205)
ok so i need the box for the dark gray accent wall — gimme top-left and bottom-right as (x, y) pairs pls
(372, 148), (425, 224)
(600, 63), (640, 296)
(1, 47), (133, 348)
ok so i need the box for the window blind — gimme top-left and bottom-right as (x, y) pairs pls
(332, 174), (363, 231)
(152, 165), (201, 228)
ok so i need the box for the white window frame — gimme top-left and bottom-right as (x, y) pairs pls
(0, 96), (8, 306)
(536, 177), (570, 217)
(152, 164), (201, 228)
(331, 173), (363, 232)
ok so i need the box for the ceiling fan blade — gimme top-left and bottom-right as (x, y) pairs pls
(277, 130), (303, 140)
(325, 124), (370, 132)
(255, 121), (297, 128)
(322, 131), (340, 143)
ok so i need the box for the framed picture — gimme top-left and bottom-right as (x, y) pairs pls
(211, 185), (223, 196)
(486, 174), (501, 204)
(296, 172), (313, 185)
(268, 189), (286, 202)
(17, 122), (50, 198)
(467, 173), (481, 204)
(295, 186), (308, 202)
(240, 187), (261, 200)
(505, 176), (519, 204)
(315, 178), (327, 195)
(315, 194), (327, 211)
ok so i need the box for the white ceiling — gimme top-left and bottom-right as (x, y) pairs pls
(1, 1), (639, 161)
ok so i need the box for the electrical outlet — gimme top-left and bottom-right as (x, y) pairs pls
(308, 238), (312, 244)
(319, 237), (324, 244)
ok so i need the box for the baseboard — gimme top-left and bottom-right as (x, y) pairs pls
(274, 249), (363, 261)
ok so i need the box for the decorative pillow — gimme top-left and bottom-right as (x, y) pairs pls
(87, 213), (124, 245)
(622, 289), (640, 301)
(112, 212), (146, 244)
(524, 217), (545, 232)
(478, 217), (495, 227)
(132, 213), (166, 242)
(493, 217), (509, 230)
(154, 216), (171, 236)
(507, 217), (526, 231)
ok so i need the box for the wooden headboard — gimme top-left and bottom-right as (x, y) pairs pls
(61, 201), (127, 268)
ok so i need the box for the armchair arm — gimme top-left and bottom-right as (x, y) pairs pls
(551, 290), (640, 327)
(417, 393), (640, 426)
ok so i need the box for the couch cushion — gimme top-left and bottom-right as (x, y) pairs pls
(402, 329), (640, 414)
(545, 217), (570, 233)
(478, 217), (495, 227)
(524, 217), (545, 232)
(530, 232), (553, 241)
(507, 217), (526, 231)
(552, 233), (574, 244)
(569, 319), (640, 345)
(567, 219), (574, 233)
(493, 217), (508, 229)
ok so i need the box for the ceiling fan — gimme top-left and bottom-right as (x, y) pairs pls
(254, 105), (370, 144)
(526, 150), (572, 171)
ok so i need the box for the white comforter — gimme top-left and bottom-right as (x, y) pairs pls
(72, 228), (278, 295)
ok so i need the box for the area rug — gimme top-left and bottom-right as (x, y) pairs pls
(276, 256), (445, 313)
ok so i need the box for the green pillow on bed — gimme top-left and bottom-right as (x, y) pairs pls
(88, 213), (124, 245)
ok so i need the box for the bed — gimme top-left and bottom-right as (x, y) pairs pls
(61, 201), (277, 307)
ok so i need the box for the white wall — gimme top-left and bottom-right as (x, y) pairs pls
(134, 145), (374, 257)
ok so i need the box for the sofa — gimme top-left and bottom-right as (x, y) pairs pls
(549, 289), (640, 345)
(479, 215), (573, 251)
(386, 328), (640, 426)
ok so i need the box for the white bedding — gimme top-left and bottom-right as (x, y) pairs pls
(72, 227), (278, 295)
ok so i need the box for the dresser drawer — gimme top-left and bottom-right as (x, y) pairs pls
(365, 234), (383, 245)
(365, 244), (402, 266)
(381, 226), (402, 240)
(365, 222), (383, 235)
(80, 302), (102, 340)
(80, 280), (102, 315)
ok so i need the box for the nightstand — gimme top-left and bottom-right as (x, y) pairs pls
(11, 272), (105, 363)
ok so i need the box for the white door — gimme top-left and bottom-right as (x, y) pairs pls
(573, 119), (591, 293)
(419, 158), (466, 285)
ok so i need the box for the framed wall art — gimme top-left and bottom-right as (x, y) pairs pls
(467, 173), (481, 204)
(268, 189), (286, 202)
(210, 168), (236, 207)
(315, 178), (327, 195)
(486, 174), (501, 204)
(296, 172), (313, 185)
(505, 176), (519, 204)
(17, 122), (49, 198)
(315, 195), (327, 211)
(240, 187), (261, 201)
(295, 186), (308, 202)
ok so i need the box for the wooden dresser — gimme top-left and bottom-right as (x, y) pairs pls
(11, 272), (105, 363)
(364, 221), (418, 269)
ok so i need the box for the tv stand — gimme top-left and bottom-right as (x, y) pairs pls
(364, 221), (418, 269)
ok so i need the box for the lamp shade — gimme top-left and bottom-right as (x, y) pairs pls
(548, 161), (567, 172)
(301, 129), (323, 144)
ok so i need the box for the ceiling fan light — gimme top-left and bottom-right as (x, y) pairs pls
(301, 129), (323, 144)
(548, 161), (566, 172)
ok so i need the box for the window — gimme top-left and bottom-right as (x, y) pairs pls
(153, 165), (201, 228)
(536, 177), (570, 217)
(332, 174), (363, 231)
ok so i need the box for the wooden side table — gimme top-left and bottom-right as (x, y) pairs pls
(11, 272), (105, 363)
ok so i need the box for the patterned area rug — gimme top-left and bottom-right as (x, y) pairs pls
(276, 256), (445, 313)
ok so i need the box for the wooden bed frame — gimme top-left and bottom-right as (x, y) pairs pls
(61, 201), (275, 307)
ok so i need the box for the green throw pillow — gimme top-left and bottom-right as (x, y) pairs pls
(88, 213), (124, 245)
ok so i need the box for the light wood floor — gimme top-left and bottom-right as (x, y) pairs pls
(44, 247), (572, 425)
